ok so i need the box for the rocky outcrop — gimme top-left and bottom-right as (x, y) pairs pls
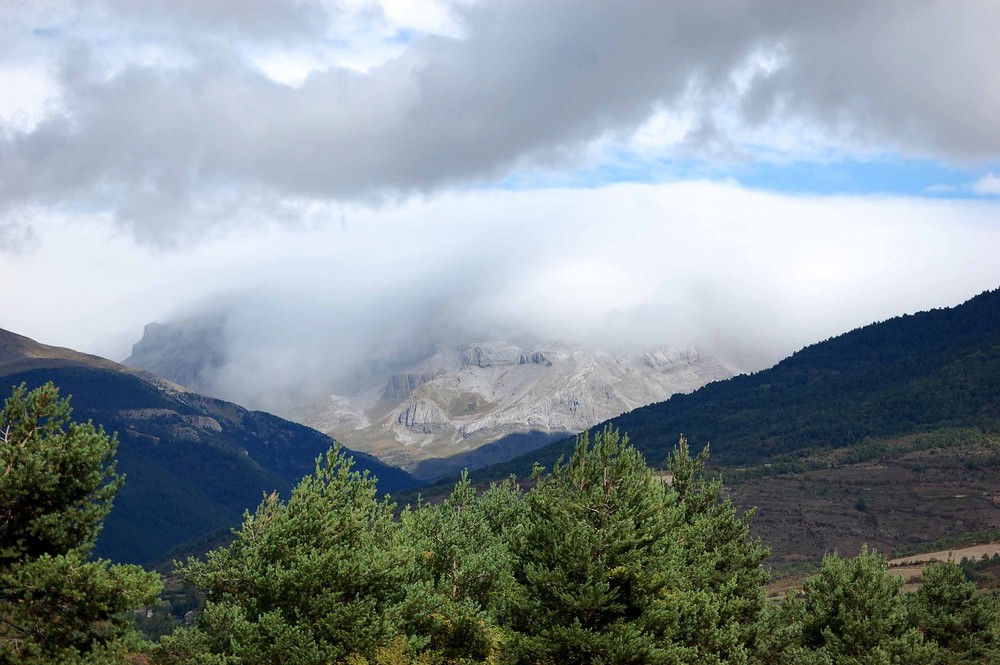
(461, 342), (524, 368)
(123, 318), (228, 393)
(519, 351), (548, 365)
(397, 399), (451, 435)
(384, 372), (440, 400)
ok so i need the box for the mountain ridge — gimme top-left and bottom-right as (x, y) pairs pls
(258, 340), (734, 480)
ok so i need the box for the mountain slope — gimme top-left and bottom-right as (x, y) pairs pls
(0, 329), (419, 565)
(474, 288), (1000, 480)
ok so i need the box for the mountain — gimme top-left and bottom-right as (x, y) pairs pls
(124, 318), (227, 392)
(125, 323), (735, 481)
(473, 287), (1000, 479)
(0, 328), (419, 565)
(305, 342), (734, 480)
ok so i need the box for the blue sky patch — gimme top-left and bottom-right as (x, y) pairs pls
(500, 153), (999, 199)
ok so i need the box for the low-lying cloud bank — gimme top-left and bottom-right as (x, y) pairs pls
(3, 182), (997, 410)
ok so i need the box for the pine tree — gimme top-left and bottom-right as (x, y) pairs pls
(0, 382), (162, 664)
(661, 437), (770, 663)
(395, 474), (523, 662)
(158, 446), (406, 664)
(506, 428), (769, 664)
(907, 560), (1000, 663)
(507, 428), (677, 663)
(775, 546), (936, 664)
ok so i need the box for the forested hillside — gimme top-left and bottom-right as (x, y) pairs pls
(478, 288), (1000, 479)
(0, 329), (418, 565)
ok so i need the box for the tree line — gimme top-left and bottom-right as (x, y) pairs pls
(3, 383), (999, 664)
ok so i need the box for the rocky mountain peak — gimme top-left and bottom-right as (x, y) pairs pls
(298, 340), (737, 480)
(460, 341), (525, 368)
(124, 316), (228, 393)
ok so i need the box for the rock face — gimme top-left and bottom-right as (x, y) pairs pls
(123, 318), (227, 395)
(299, 341), (736, 480)
(384, 373), (441, 400)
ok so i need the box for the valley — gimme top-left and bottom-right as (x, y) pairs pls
(7, 289), (1000, 662)
(10, 287), (1000, 571)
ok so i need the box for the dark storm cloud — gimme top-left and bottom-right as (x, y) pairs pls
(0, 1), (997, 242)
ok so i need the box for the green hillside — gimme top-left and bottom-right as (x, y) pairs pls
(474, 288), (1000, 480)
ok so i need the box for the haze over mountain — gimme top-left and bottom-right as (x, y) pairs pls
(126, 321), (735, 479)
(0, 327), (418, 565)
(398, 287), (1000, 563)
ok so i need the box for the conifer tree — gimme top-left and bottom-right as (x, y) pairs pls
(907, 560), (1000, 663)
(507, 427), (678, 663)
(158, 446), (406, 664)
(507, 428), (769, 664)
(0, 382), (162, 664)
(395, 474), (524, 661)
(662, 438), (770, 663)
(775, 546), (936, 664)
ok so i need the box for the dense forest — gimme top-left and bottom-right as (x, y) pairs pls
(4, 383), (1000, 664)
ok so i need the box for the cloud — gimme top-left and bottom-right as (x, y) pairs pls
(0, 1), (998, 242)
(923, 171), (1000, 197)
(923, 183), (959, 195)
(3, 182), (998, 411)
(101, 0), (331, 43)
(973, 172), (1000, 196)
(1, 3), (998, 414)
(0, 218), (37, 252)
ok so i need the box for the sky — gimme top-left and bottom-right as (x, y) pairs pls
(1, 0), (999, 407)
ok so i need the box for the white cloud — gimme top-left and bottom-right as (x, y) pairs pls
(0, 1), (998, 244)
(1, 2), (999, 413)
(973, 172), (1000, 196)
(923, 183), (959, 195)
